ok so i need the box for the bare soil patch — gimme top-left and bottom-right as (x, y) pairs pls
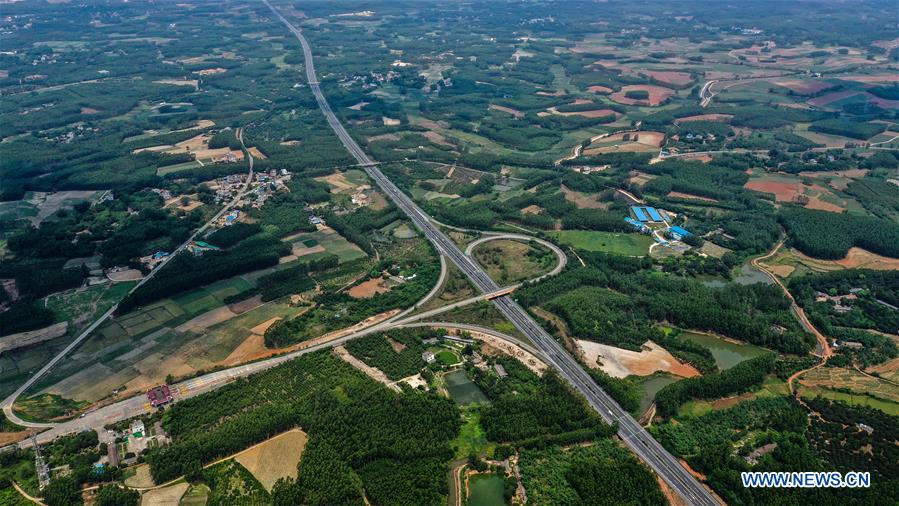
(667, 191), (719, 202)
(562, 186), (607, 209)
(675, 114), (733, 124)
(489, 104), (524, 118)
(348, 277), (391, 298)
(0, 322), (68, 354)
(421, 130), (454, 147)
(807, 90), (861, 107)
(837, 74), (899, 83)
(0, 431), (30, 447)
(744, 180), (803, 202)
(154, 79), (199, 88)
(641, 70), (693, 87)
(367, 133), (401, 143)
(222, 334), (268, 365)
(521, 204), (544, 214)
(775, 80), (837, 95)
(175, 306), (238, 332)
(834, 247), (899, 270)
(250, 317), (282, 335)
(315, 172), (358, 193)
(610, 85), (674, 106)
(247, 147), (267, 159)
(766, 264), (796, 277)
(804, 196), (845, 213)
(576, 339), (700, 379)
(586, 85), (613, 94)
(107, 268), (143, 282)
(234, 429), (308, 492)
(141, 482), (189, 506)
(548, 107), (620, 119)
(459, 329), (547, 375)
(334, 346), (398, 390)
(629, 172), (657, 187)
(228, 294), (263, 314)
(125, 464), (156, 488)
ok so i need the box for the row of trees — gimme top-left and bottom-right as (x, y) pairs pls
(654, 354), (776, 417)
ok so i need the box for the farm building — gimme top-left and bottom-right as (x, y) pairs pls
(668, 226), (692, 240)
(630, 206), (670, 223)
(147, 384), (173, 407)
(624, 217), (650, 233)
(422, 351), (436, 364)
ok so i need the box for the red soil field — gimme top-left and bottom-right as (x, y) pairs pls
(610, 85), (674, 106)
(744, 180), (803, 202)
(641, 70), (693, 87)
(587, 85), (613, 94)
(774, 79), (837, 95)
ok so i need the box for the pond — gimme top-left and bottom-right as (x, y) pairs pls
(445, 370), (489, 405)
(468, 473), (507, 506)
(701, 263), (772, 288)
(638, 374), (679, 414)
(679, 331), (769, 370)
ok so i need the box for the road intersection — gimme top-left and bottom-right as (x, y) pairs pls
(264, 2), (716, 504)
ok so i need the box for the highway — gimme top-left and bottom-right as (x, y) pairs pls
(1, 128), (257, 428)
(264, 2), (716, 504)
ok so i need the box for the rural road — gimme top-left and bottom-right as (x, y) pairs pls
(1, 129), (257, 428)
(264, 3), (716, 504)
(751, 239), (832, 358)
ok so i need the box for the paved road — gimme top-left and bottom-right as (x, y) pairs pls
(1, 131), (257, 428)
(699, 80), (718, 107)
(265, 3), (715, 504)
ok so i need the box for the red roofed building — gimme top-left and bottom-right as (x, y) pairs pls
(147, 385), (173, 407)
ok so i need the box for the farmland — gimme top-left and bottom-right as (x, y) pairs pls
(2, 0), (899, 504)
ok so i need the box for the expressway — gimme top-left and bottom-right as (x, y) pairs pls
(1, 128), (256, 428)
(264, 2), (716, 504)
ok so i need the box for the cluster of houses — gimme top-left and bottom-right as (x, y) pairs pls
(338, 69), (403, 90)
(815, 288), (866, 313)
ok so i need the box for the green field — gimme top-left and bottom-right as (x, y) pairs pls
(550, 230), (654, 256)
(286, 229), (366, 263)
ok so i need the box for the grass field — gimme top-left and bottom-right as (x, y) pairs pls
(234, 428), (308, 492)
(550, 230), (653, 256)
(473, 239), (555, 285)
(435, 349), (461, 366)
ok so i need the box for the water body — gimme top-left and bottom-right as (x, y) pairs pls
(468, 474), (507, 506)
(679, 332), (769, 370)
(445, 370), (489, 405)
(701, 263), (773, 288)
(638, 374), (679, 414)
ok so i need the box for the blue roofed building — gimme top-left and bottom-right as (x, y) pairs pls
(668, 226), (692, 241)
(630, 206), (670, 223)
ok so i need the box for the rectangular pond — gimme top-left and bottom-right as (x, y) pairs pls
(468, 473), (507, 506)
(445, 370), (489, 405)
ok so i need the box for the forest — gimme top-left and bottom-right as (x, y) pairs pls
(780, 207), (899, 259)
(653, 396), (898, 505)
